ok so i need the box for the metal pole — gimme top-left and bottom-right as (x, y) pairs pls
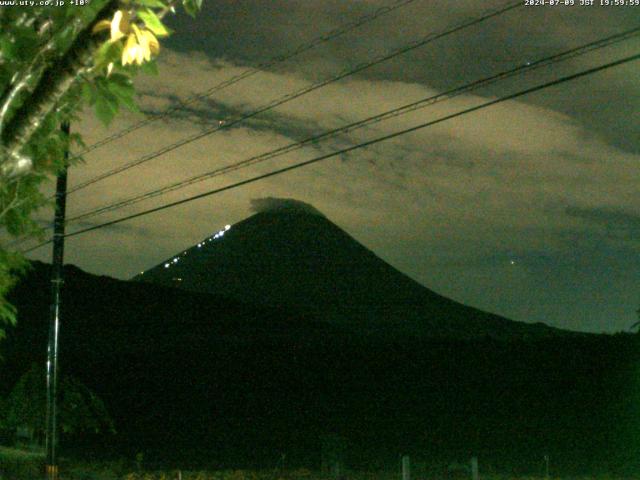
(45, 121), (69, 480)
(544, 454), (550, 479)
(470, 456), (478, 480)
(401, 455), (410, 480)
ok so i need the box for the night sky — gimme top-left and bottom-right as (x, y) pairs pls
(22, 0), (640, 334)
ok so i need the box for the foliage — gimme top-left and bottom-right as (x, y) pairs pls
(0, 248), (28, 345)
(0, 0), (202, 340)
(0, 362), (115, 442)
(41, 468), (640, 480)
(120, 469), (315, 480)
(0, 446), (44, 480)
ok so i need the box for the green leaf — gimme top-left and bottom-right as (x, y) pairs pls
(94, 39), (122, 70)
(69, 132), (87, 150)
(95, 76), (120, 107)
(94, 92), (119, 126)
(56, 20), (80, 52)
(81, 81), (96, 105)
(182, 0), (198, 17)
(182, 0), (202, 17)
(106, 74), (140, 113)
(138, 59), (159, 75)
(0, 36), (18, 62)
(135, 0), (167, 7)
(12, 25), (38, 58)
(108, 73), (133, 87)
(137, 8), (170, 37)
(119, 95), (140, 113)
(94, 98), (114, 125)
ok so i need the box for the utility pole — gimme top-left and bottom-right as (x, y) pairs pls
(45, 121), (69, 480)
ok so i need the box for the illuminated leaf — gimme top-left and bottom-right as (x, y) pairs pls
(182, 0), (199, 18)
(110, 9), (131, 41)
(135, 0), (167, 8)
(137, 8), (170, 37)
(131, 24), (151, 62)
(91, 19), (111, 34)
(142, 29), (160, 55)
(94, 39), (123, 70)
(121, 33), (139, 66)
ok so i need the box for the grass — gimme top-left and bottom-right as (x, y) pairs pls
(0, 445), (45, 479)
(63, 470), (640, 480)
(1, 450), (639, 480)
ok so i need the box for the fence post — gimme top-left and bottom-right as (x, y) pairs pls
(544, 455), (549, 479)
(401, 455), (410, 480)
(334, 460), (342, 479)
(470, 457), (478, 480)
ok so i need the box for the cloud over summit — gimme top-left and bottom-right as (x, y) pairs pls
(250, 197), (326, 217)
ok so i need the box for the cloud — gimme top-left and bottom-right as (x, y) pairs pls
(250, 197), (326, 217)
(24, 2), (639, 333)
(64, 50), (639, 274)
(565, 205), (640, 241)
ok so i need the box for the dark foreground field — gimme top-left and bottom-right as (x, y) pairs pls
(2, 447), (640, 480)
(2, 262), (640, 477)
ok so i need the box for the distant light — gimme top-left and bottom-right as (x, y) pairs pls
(164, 263), (169, 268)
(225, 225), (231, 230)
(510, 260), (515, 265)
(219, 231), (225, 236)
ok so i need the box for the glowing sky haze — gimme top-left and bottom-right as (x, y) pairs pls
(21, 0), (640, 333)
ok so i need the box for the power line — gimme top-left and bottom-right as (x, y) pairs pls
(64, 27), (640, 224)
(7, 0), (521, 251)
(71, 0), (421, 160)
(23, 51), (640, 254)
(66, 0), (522, 195)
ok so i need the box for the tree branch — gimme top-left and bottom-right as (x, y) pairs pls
(0, 13), (74, 133)
(0, 0), (118, 178)
(0, 180), (28, 223)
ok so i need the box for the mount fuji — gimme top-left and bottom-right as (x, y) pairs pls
(135, 198), (567, 339)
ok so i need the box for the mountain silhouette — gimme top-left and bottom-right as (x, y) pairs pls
(135, 198), (568, 339)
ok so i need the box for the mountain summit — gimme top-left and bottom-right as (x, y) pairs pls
(135, 198), (568, 338)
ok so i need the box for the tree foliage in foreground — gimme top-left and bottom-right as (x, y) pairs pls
(0, 0), (202, 338)
(0, 363), (115, 444)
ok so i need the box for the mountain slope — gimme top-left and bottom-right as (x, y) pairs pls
(3, 263), (637, 473)
(1, 260), (333, 390)
(135, 201), (569, 339)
